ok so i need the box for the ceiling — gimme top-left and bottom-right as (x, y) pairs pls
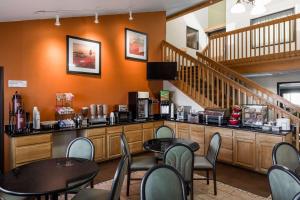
(0, 0), (206, 22)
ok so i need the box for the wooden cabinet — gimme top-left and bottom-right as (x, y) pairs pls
(10, 134), (52, 168)
(106, 126), (123, 159)
(256, 134), (283, 173)
(124, 124), (143, 154)
(85, 128), (106, 161)
(153, 121), (164, 134)
(143, 123), (154, 143)
(190, 124), (205, 156)
(205, 127), (233, 163)
(177, 123), (190, 139)
(164, 121), (176, 137)
(233, 130), (256, 170)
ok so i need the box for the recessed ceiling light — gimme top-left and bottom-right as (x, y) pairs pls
(129, 11), (133, 21)
(94, 13), (99, 24)
(55, 15), (61, 26)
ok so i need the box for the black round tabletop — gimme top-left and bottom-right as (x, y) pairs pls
(143, 138), (200, 153)
(0, 158), (99, 197)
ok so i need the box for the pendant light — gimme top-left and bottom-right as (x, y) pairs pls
(55, 15), (61, 26)
(129, 11), (133, 21)
(94, 13), (99, 24)
(231, 0), (246, 14)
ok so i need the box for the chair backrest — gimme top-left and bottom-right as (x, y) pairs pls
(155, 125), (175, 139)
(109, 155), (129, 200)
(164, 143), (194, 182)
(268, 165), (300, 200)
(141, 165), (187, 200)
(120, 133), (132, 164)
(272, 142), (300, 171)
(206, 132), (221, 166)
(293, 192), (300, 200)
(66, 137), (94, 160)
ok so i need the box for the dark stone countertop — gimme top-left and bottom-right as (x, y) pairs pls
(5, 119), (291, 137)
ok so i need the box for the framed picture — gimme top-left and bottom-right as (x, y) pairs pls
(66, 35), (101, 75)
(186, 26), (199, 50)
(125, 28), (148, 61)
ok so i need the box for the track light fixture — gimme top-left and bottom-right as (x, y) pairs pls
(55, 15), (61, 26)
(129, 11), (133, 21)
(94, 13), (99, 24)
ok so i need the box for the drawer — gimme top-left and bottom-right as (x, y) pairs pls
(190, 124), (204, 132)
(256, 133), (283, 143)
(107, 126), (123, 134)
(218, 148), (233, 163)
(15, 143), (52, 164)
(164, 121), (176, 129)
(143, 128), (154, 142)
(177, 123), (190, 130)
(153, 121), (164, 128)
(14, 134), (51, 147)
(143, 123), (154, 129)
(221, 136), (233, 150)
(124, 124), (142, 132)
(125, 130), (143, 143)
(86, 128), (106, 137)
(234, 130), (256, 140)
(129, 141), (143, 153)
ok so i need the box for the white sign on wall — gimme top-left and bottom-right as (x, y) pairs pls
(8, 80), (27, 88)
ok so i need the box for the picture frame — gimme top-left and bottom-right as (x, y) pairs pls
(66, 35), (101, 75)
(186, 26), (199, 50)
(125, 28), (148, 62)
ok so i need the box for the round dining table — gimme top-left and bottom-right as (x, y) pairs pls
(0, 157), (99, 200)
(143, 138), (200, 153)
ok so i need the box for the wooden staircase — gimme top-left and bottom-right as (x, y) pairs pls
(161, 40), (300, 149)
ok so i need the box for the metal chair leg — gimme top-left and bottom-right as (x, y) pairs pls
(126, 170), (131, 196)
(213, 168), (217, 195)
(64, 193), (68, 200)
(90, 180), (94, 188)
(206, 170), (209, 185)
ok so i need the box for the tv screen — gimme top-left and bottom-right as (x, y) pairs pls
(147, 62), (177, 80)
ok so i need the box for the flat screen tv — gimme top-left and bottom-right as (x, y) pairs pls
(147, 62), (177, 80)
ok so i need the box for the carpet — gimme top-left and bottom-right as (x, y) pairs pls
(59, 172), (270, 200)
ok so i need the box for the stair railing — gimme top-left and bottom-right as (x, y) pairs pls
(162, 40), (300, 149)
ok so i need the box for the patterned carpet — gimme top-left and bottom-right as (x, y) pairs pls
(60, 172), (270, 200)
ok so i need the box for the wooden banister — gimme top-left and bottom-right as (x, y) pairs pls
(162, 40), (300, 150)
(205, 13), (300, 65)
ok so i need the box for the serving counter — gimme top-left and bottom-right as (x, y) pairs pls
(6, 120), (292, 174)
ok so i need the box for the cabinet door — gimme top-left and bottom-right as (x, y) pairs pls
(164, 121), (177, 137)
(233, 131), (256, 169)
(256, 134), (283, 173)
(177, 123), (190, 139)
(190, 125), (205, 156)
(143, 128), (154, 143)
(107, 133), (122, 159)
(90, 135), (106, 161)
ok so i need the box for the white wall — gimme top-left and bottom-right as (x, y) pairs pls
(166, 8), (208, 57)
(226, 0), (300, 31)
(163, 81), (204, 112)
(249, 71), (300, 93)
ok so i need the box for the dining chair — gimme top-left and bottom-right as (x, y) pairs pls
(141, 165), (187, 200)
(65, 137), (95, 199)
(155, 125), (175, 139)
(72, 155), (129, 200)
(293, 192), (300, 200)
(164, 143), (194, 200)
(120, 133), (157, 196)
(193, 132), (221, 195)
(268, 165), (300, 200)
(272, 142), (300, 171)
(0, 193), (29, 200)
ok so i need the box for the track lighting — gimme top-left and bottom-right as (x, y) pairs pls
(129, 11), (133, 21)
(94, 13), (99, 24)
(55, 15), (61, 26)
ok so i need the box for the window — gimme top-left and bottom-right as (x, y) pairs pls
(250, 8), (295, 48)
(278, 82), (300, 106)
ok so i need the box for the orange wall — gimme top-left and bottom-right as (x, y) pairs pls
(0, 11), (166, 171)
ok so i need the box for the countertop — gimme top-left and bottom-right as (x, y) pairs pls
(5, 119), (292, 137)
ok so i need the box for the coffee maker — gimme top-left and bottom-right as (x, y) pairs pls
(160, 90), (171, 119)
(128, 92), (149, 122)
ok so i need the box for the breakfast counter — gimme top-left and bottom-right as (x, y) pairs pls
(6, 119), (292, 174)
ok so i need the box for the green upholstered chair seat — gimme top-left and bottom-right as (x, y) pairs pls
(72, 188), (110, 200)
(0, 193), (27, 200)
(194, 156), (213, 169)
(131, 156), (157, 170)
(66, 181), (90, 193)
